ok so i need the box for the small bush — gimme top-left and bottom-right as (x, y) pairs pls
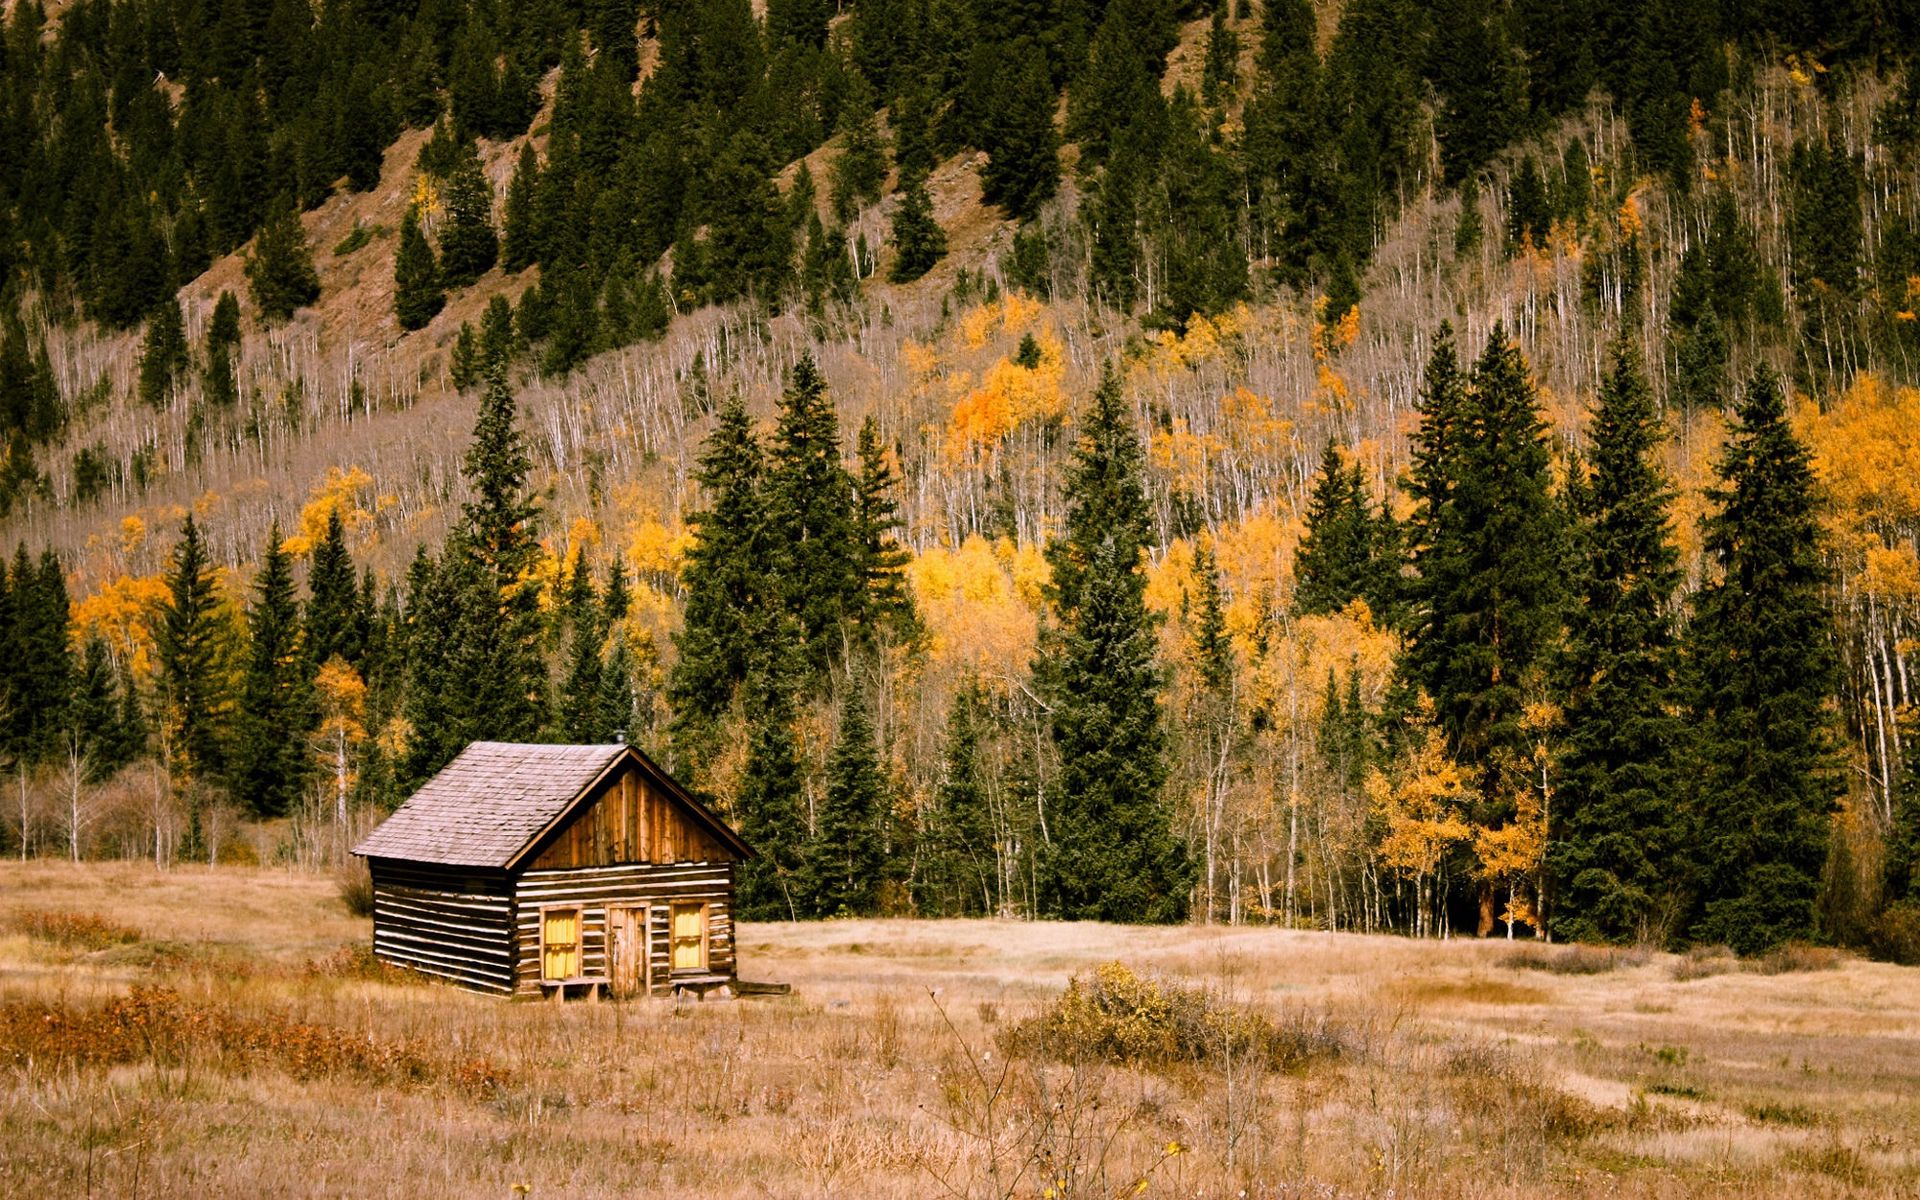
(1746, 1100), (1820, 1126)
(1868, 902), (1920, 966)
(1748, 942), (1847, 975)
(332, 222), (378, 256)
(337, 861), (375, 918)
(7, 909), (141, 951)
(1009, 961), (1344, 1074)
(1503, 943), (1649, 975)
(1671, 944), (1738, 981)
(305, 943), (415, 984)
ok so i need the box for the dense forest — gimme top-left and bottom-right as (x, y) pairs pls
(3, 0), (1920, 957)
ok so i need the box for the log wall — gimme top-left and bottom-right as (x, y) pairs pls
(511, 862), (736, 998)
(367, 859), (517, 993)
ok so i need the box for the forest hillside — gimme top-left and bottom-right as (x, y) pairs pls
(3, 0), (1920, 955)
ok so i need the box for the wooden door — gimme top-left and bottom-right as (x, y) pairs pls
(670, 902), (709, 973)
(607, 905), (651, 998)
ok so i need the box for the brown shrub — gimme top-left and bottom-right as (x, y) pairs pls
(1868, 901), (1920, 966)
(0, 985), (507, 1097)
(6, 908), (141, 951)
(1747, 942), (1848, 975)
(1671, 944), (1739, 981)
(1007, 961), (1345, 1075)
(1502, 943), (1649, 975)
(304, 943), (417, 984)
(336, 860), (375, 918)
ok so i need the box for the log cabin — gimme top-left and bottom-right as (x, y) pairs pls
(352, 740), (754, 1000)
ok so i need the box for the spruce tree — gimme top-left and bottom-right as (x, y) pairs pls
(501, 142), (542, 272)
(733, 667), (807, 920)
(1404, 326), (1567, 785)
(980, 46), (1060, 222)
(154, 516), (231, 793)
(1294, 441), (1382, 617)
(918, 684), (996, 916)
(69, 635), (136, 781)
(245, 195), (321, 322)
(394, 206), (445, 331)
(805, 683), (888, 916)
(137, 300), (189, 408)
(230, 525), (317, 818)
(1039, 362), (1191, 922)
(829, 72), (888, 223)
(669, 391), (769, 774)
(5, 548), (75, 763)
(306, 507), (362, 668)
(853, 416), (916, 640)
(1684, 370), (1840, 954)
(452, 361), (548, 744)
(887, 174), (946, 284)
(438, 145), (499, 287)
(764, 354), (863, 677)
(556, 566), (606, 743)
(1550, 343), (1686, 946)
(203, 290), (242, 408)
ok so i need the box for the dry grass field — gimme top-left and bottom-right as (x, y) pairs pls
(2, 862), (1918, 1199)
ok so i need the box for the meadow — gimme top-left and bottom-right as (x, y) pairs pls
(1, 861), (1917, 1199)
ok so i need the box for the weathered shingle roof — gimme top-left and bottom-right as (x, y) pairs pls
(353, 742), (629, 868)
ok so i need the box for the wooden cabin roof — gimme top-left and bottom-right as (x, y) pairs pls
(353, 741), (751, 869)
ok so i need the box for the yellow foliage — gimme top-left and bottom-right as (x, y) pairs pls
(626, 517), (692, 578)
(410, 173), (442, 219)
(119, 515), (147, 557)
(944, 332), (1066, 461)
(907, 536), (1042, 676)
(1149, 418), (1224, 496)
(283, 467), (375, 557)
(1135, 307), (1247, 376)
(72, 573), (171, 679)
(959, 292), (1045, 349)
(1368, 701), (1472, 882)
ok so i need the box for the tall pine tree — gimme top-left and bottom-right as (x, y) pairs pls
(154, 516), (231, 796)
(1684, 369), (1840, 954)
(1039, 362), (1190, 922)
(1550, 343), (1686, 946)
(231, 525), (317, 818)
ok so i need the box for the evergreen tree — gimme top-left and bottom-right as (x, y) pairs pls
(830, 72), (888, 223)
(853, 416), (916, 639)
(4, 547), (75, 763)
(501, 142), (542, 272)
(137, 300), (189, 408)
(452, 361), (548, 745)
(764, 354), (863, 676)
(1404, 325), (1567, 790)
(394, 206), (444, 331)
(918, 683), (996, 916)
(804, 683), (888, 916)
(979, 46), (1060, 222)
(154, 516), (231, 793)
(733, 668), (807, 920)
(1887, 736), (1920, 905)
(1550, 343), (1687, 946)
(887, 173), (947, 283)
(230, 525), (316, 818)
(669, 392), (768, 773)
(1294, 441), (1384, 617)
(1684, 370), (1840, 954)
(306, 506), (362, 668)
(1039, 362), (1191, 922)
(438, 146), (499, 287)
(203, 290), (242, 408)
(68, 635), (137, 781)
(245, 195), (321, 322)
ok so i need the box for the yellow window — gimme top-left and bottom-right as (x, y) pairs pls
(671, 903), (707, 972)
(542, 907), (581, 981)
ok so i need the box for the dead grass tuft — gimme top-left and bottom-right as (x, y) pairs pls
(5, 907), (141, 951)
(1008, 961), (1345, 1074)
(303, 942), (420, 984)
(1748, 942), (1849, 974)
(0, 985), (508, 1097)
(335, 860), (375, 918)
(1503, 943), (1650, 975)
(1671, 944), (1739, 980)
(1389, 975), (1550, 1006)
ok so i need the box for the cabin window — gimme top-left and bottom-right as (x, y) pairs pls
(670, 903), (708, 972)
(541, 906), (581, 981)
